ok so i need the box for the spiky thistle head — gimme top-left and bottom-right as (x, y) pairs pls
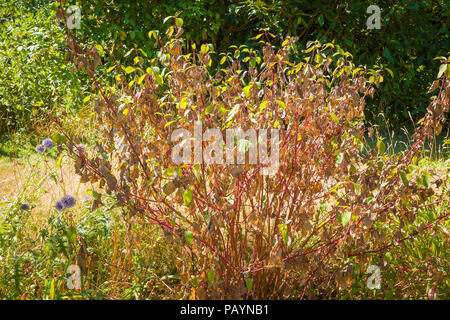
(55, 200), (64, 211)
(61, 194), (76, 209)
(42, 138), (54, 150)
(35, 144), (45, 153)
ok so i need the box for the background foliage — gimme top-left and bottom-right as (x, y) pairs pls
(80, 0), (449, 124)
(0, 0), (448, 135)
(0, 0), (89, 136)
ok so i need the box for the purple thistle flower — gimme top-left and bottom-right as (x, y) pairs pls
(35, 144), (45, 153)
(55, 200), (65, 211)
(20, 203), (30, 210)
(42, 138), (54, 150)
(61, 194), (76, 209)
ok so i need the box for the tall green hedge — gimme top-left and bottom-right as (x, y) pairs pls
(0, 0), (448, 135)
(79, 0), (449, 125)
(0, 0), (89, 135)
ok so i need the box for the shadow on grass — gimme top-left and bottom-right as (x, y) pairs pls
(364, 124), (450, 160)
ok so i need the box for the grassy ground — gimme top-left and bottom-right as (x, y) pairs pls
(0, 145), (179, 299)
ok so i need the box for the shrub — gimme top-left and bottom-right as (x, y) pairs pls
(54, 17), (449, 299)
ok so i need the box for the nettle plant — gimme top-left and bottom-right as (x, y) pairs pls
(54, 14), (449, 299)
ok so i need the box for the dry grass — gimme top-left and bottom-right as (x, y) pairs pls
(0, 155), (91, 232)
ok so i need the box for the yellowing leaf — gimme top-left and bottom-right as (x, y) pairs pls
(123, 66), (135, 74)
(330, 113), (339, 124)
(276, 100), (286, 109)
(138, 74), (146, 84)
(260, 100), (268, 112)
(56, 154), (64, 168)
(155, 74), (163, 85)
(243, 84), (253, 97)
(183, 189), (193, 206)
(179, 97), (188, 110)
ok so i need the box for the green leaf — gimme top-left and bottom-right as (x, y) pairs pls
(351, 182), (360, 195)
(53, 133), (67, 144)
(338, 211), (351, 227)
(377, 139), (386, 154)
(176, 18), (184, 28)
(183, 189), (193, 206)
(279, 224), (288, 244)
(49, 279), (55, 300)
(335, 151), (343, 166)
(66, 226), (77, 245)
(245, 277), (253, 291)
(318, 14), (324, 26)
(399, 171), (408, 186)
(151, 66), (161, 74)
(422, 171), (430, 188)
(207, 269), (215, 283)
(164, 120), (177, 128)
(437, 63), (447, 78)
(87, 189), (99, 200)
(385, 68), (394, 78)
(155, 74), (164, 85)
(190, 276), (199, 288)
(166, 167), (175, 177)
(184, 230), (193, 244)
(383, 48), (394, 62)
(205, 105), (214, 114)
